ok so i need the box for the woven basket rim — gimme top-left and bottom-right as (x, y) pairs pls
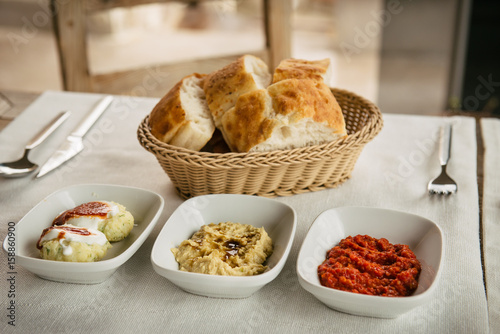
(137, 87), (383, 165)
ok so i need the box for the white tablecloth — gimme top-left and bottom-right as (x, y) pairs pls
(0, 91), (489, 333)
(481, 118), (500, 333)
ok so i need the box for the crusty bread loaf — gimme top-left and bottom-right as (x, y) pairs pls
(148, 56), (347, 153)
(149, 73), (215, 151)
(221, 78), (347, 152)
(272, 58), (332, 85)
(203, 55), (272, 129)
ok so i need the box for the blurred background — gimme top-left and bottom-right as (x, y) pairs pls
(0, 0), (498, 116)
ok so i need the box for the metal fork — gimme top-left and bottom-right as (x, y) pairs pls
(428, 124), (458, 195)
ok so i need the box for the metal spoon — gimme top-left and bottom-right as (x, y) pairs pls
(0, 111), (71, 178)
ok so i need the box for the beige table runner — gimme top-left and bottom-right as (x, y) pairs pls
(0, 91), (489, 333)
(481, 118), (500, 333)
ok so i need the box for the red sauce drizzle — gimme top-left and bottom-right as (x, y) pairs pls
(37, 225), (92, 249)
(52, 201), (111, 226)
(317, 235), (421, 297)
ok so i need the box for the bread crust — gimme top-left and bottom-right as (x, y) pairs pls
(203, 55), (271, 128)
(150, 76), (188, 144)
(221, 89), (275, 152)
(149, 73), (214, 151)
(272, 58), (332, 84)
(269, 79), (345, 133)
(221, 79), (347, 152)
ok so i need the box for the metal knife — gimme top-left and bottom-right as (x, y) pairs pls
(36, 95), (113, 178)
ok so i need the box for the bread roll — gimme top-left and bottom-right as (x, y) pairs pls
(149, 73), (215, 151)
(204, 55), (272, 129)
(272, 58), (332, 85)
(221, 79), (347, 152)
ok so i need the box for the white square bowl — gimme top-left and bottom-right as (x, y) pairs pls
(151, 194), (297, 299)
(3, 184), (164, 284)
(296, 206), (444, 318)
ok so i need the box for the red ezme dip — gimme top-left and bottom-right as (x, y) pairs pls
(317, 235), (421, 297)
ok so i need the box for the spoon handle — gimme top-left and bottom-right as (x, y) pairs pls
(25, 111), (71, 150)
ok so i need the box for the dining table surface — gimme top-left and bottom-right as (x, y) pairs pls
(0, 89), (499, 334)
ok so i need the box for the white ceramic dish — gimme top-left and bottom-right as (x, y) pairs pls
(151, 194), (296, 299)
(2, 184), (164, 284)
(297, 206), (444, 318)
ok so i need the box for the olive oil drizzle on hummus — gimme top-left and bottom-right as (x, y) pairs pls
(171, 222), (273, 276)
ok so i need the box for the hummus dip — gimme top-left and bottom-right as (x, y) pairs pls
(171, 222), (273, 276)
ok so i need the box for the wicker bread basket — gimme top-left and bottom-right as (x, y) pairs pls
(137, 88), (383, 199)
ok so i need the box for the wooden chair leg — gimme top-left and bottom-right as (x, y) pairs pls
(51, 0), (92, 92)
(264, 0), (292, 70)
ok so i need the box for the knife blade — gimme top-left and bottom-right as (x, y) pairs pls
(36, 95), (113, 178)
